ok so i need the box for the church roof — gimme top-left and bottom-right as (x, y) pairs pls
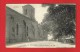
(6, 6), (35, 22)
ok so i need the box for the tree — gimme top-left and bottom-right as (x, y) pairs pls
(41, 4), (76, 40)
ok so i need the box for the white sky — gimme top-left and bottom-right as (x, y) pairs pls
(6, 4), (49, 23)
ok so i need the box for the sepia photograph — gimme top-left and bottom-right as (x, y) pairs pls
(6, 4), (76, 48)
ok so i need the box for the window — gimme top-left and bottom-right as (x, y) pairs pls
(23, 20), (27, 37)
(16, 24), (18, 35)
(26, 9), (27, 15)
(12, 27), (15, 32)
(10, 15), (14, 22)
(27, 26), (28, 36)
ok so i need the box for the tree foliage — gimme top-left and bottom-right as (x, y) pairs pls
(41, 4), (76, 39)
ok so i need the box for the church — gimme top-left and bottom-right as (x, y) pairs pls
(6, 5), (44, 43)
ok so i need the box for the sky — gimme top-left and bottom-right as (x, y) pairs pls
(6, 4), (49, 23)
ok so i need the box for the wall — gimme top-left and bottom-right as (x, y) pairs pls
(6, 7), (44, 44)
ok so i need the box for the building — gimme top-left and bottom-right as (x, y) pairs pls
(6, 5), (43, 43)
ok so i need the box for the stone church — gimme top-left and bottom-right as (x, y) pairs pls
(6, 5), (44, 43)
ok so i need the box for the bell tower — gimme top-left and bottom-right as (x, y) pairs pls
(22, 5), (35, 20)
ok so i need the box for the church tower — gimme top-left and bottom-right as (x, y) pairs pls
(22, 5), (35, 20)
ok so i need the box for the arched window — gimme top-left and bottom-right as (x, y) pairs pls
(16, 24), (19, 35)
(25, 9), (27, 15)
(23, 20), (27, 37)
(10, 15), (14, 22)
(12, 27), (15, 32)
(32, 24), (35, 36)
(23, 20), (26, 27)
(27, 26), (28, 36)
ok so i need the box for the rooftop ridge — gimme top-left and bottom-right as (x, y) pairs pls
(6, 6), (35, 22)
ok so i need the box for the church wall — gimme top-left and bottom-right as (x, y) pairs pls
(6, 6), (44, 44)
